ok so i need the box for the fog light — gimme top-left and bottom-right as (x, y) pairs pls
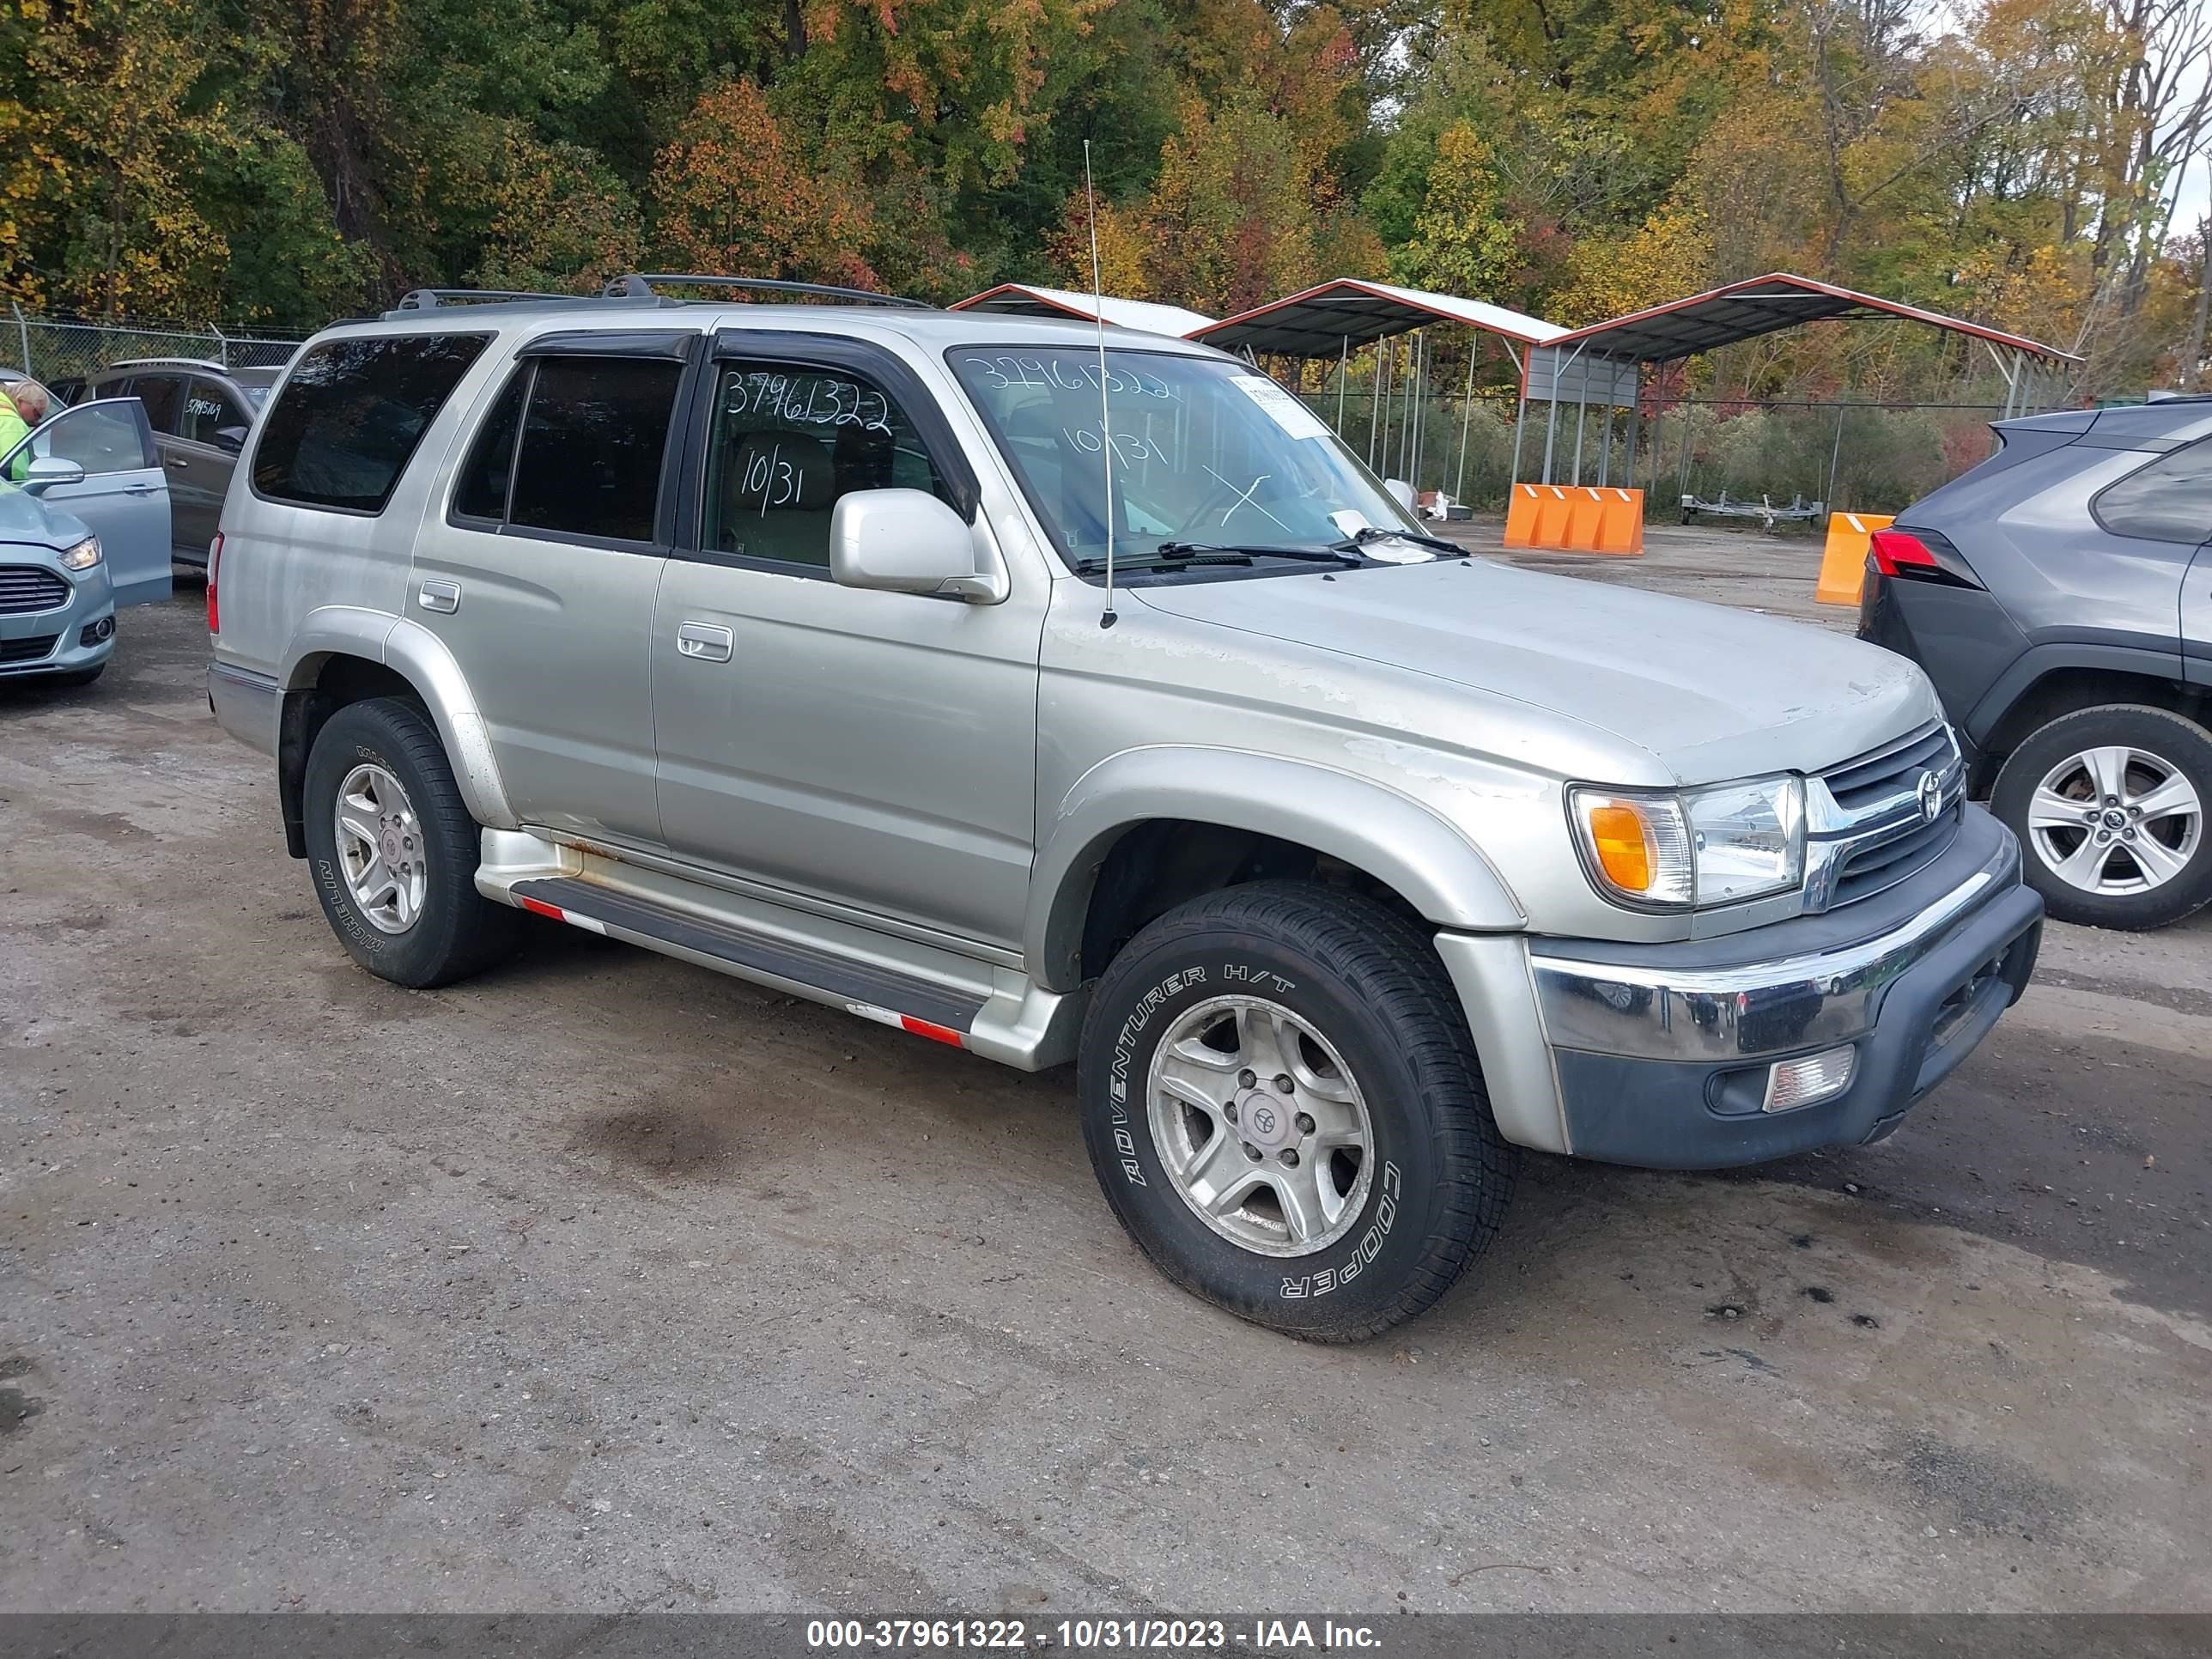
(79, 617), (114, 646)
(1763, 1045), (1856, 1113)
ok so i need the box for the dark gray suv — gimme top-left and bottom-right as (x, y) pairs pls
(1861, 398), (2212, 929)
(73, 358), (284, 565)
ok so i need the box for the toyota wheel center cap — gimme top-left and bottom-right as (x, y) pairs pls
(1241, 1095), (1291, 1150)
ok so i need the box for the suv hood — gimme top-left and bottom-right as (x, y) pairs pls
(1130, 556), (1938, 783)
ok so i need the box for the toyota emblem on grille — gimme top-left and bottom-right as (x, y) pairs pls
(1917, 769), (1943, 823)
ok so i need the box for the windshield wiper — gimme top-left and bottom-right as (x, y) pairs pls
(1073, 548), (1253, 574)
(1335, 526), (1468, 557)
(1153, 540), (1366, 567)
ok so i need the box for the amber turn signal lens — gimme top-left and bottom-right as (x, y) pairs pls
(1587, 802), (1656, 892)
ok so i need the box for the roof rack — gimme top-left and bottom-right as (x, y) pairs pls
(392, 288), (578, 310)
(603, 274), (933, 310)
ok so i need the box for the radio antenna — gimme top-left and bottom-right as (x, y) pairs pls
(1085, 140), (1118, 628)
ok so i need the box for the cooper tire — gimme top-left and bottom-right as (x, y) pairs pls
(1078, 880), (1518, 1341)
(1991, 703), (2212, 931)
(303, 697), (518, 988)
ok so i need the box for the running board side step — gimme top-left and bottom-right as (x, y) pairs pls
(510, 875), (986, 1042)
(474, 835), (1081, 1070)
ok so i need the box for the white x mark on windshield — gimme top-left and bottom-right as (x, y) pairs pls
(1204, 466), (1289, 531)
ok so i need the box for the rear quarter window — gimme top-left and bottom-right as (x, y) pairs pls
(252, 334), (490, 514)
(2092, 436), (2212, 544)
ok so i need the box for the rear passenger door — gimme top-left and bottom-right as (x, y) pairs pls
(171, 376), (252, 559)
(412, 332), (697, 850)
(2091, 434), (2212, 685)
(118, 374), (191, 552)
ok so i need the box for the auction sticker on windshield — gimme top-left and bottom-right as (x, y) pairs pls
(1230, 374), (1333, 441)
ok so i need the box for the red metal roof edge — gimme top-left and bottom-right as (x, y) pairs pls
(1541, 271), (2078, 363)
(1192, 277), (1559, 349)
(945, 283), (1096, 321)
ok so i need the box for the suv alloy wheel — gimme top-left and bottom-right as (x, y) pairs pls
(303, 697), (520, 986)
(1078, 880), (1518, 1340)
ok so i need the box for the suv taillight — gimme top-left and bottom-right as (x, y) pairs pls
(207, 532), (222, 634)
(1869, 526), (1983, 589)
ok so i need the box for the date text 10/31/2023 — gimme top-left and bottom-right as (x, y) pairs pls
(805, 1618), (1384, 1651)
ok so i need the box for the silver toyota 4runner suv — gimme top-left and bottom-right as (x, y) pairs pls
(207, 277), (2044, 1340)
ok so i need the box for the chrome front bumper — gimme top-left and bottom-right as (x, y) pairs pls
(1528, 823), (2023, 1064)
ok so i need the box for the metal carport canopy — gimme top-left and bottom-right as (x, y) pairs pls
(1534, 271), (2078, 366)
(947, 283), (1216, 339)
(1191, 277), (1567, 357)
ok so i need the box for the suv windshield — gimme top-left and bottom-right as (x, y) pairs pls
(950, 346), (1425, 577)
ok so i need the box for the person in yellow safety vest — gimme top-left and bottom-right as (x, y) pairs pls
(1, 380), (52, 483)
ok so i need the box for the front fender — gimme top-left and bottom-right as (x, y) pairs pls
(281, 607), (517, 831)
(1027, 745), (1525, 989)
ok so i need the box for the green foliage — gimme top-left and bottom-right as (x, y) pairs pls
(0, 0), (2200, 406)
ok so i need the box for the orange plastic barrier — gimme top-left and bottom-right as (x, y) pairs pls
(1502, 483), (1541, 548)
(1504, 483), (1644, 555)
(1815, 511), (1895, 605)
(1594, 488), (1645, 556)
(1530, 485), (1573, 547)
(1563, 488), (1606, 550)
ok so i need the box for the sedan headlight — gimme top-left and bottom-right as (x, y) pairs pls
(1570, 775), (1805, 909)
(58, 536), (102, 571)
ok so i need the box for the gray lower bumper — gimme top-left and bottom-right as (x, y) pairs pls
(1450, 805), (2044, 1169)
(208, 660), (281, 755)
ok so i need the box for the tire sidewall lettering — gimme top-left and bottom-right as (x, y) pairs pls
(1094, 947), (1427, 1305)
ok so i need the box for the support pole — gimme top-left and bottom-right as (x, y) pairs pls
(1455, 345), (1476, 506)
(1335, 334), (1348, 437)
(1597, 404), (1612, 487)
(1827, 402), (1846, 512)
(1676, 395), (1695, 504)
(1539, 349), (1562, 484)
(1571, 381), (1589, 484)
(12, 301), (29, 380)
(1370, 339), (1389, 471)
(1623, 385), (1643, 491)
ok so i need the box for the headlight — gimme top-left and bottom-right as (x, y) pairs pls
(1570, 775), (1805, 909)
(58, 536), (102, 571)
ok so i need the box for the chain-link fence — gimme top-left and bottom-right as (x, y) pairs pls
(7, 305), (307, 396)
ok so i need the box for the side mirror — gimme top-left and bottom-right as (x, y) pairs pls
(829, 488), (1001, 600)
(22, 454), (86, 493)
(1383, 477), (1417, 513)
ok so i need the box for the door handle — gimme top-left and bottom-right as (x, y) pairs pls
(165, 456), (189, 470)
(124, 483), (157, 495)
(676, 621), (734, 662)
(416, 578), (461, 615)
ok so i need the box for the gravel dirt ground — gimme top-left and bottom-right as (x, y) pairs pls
(3, 534), (2207, 1615)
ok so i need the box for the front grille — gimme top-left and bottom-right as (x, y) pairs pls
(0, 565), (71, 615)
(1821, 722), (1954, 813)
(0, 633), (61, 664)
(1814, 722), (1966, 908)
(1831, 800), (1962, 906)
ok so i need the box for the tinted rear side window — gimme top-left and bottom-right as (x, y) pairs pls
(126, 374), (184, 434)
(506, 357), (682, 544)
(2094, 437), (2212, 544)
(453, 368), (528, 521)
(253, 334), (489, 514)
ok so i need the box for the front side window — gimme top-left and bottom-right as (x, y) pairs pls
(701, 362), (954, 567)
(506, 357), (682, 544)
(253, 333), (489, 514)
(1, 399), (157, 477)
(949, 347), (1422, 578)
(181, 379), (250, 453)
(2094, 438), (2212, 544)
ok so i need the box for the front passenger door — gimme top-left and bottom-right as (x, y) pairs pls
(1, 398), (172, 605)
(652, 340), (1042, 949)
